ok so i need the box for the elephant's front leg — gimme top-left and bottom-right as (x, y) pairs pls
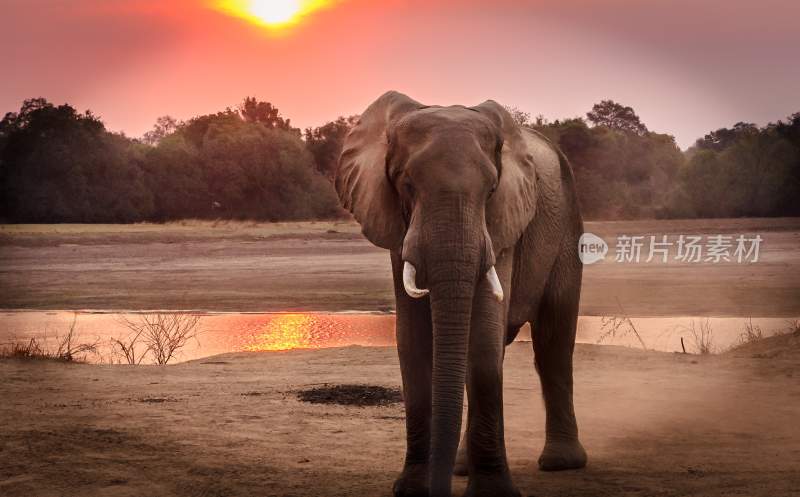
(463, 256), (519, 497)
(391, 253), (433, 497)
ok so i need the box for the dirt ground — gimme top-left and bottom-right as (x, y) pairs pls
(1, 218), (798, 496)
(1, 218), (799, 316)
(2, 334), (799, 497)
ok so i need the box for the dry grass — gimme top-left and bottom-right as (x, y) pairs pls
(0, 314), (98, 362)
(597, 297), (648, 350)
(729, 318), (799, 354)
(0, 337), (51, 360)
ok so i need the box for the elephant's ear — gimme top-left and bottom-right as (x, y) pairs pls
(335, 91), (424, 250)
(472, 100), (538, 254)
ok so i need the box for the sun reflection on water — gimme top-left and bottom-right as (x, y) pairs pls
(240, 313), (396, 352)
(244, 313), (318, 351)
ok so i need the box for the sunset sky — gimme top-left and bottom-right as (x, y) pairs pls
(2, 0), (798, 148)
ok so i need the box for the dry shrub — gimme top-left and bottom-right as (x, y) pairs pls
(119, 313), (201, 365)
(55, 314), (99, 361)
(679, 318), (715, 355)
(110, 327), (148, 365)
(738, 318), (765, 345)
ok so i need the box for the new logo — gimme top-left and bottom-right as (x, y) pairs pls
(578, 233), (608, 265)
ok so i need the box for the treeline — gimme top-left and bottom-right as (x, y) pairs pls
(524, 101), (800, 219)
(0, 97), (341, 222)
(0, 97), (798, 223)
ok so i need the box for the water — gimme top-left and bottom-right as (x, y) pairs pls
(0, 311), (795, 364)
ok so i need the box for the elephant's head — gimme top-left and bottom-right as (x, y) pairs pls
(335, 91), (536, 495)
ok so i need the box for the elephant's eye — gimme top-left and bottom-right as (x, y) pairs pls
(403, 182), (416, 199)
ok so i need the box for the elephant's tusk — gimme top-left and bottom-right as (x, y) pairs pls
(486, 266), (504, 302)
(403, 261), (429, 299)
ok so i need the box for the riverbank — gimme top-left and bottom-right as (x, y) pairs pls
(1, 310), (798, 363)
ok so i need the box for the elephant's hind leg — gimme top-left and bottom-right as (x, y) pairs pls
(531, 248), (587, 472)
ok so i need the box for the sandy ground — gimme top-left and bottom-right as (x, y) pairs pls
(2, 333), (799, 497)
(1, 218), (799, 316)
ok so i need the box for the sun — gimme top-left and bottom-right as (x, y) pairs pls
(250, 0), (301, 24)
(213, 0), (334, 30)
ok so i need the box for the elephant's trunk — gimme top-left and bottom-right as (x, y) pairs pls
(422, 197), (484, 497)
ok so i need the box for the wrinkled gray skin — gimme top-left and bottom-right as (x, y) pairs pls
(335, 91), (586, 497)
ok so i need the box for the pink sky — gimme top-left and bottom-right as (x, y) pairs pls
(2, 0), (798, 148)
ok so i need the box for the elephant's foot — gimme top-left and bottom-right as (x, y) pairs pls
(538, 438), (587, 471)
(463, 471), (520, 497)
(393, 463), (429, 497)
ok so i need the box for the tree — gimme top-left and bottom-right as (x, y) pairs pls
(238, 97), (298, 134)
(586, 100), (649, 136)
(199, 116), (340, 220)
(503, 106), (532, 127)
(304, 115), (359, 179)
(693, 121), (758, 152)
(142, 115), (180, 145)
(140, 133), (209, 219)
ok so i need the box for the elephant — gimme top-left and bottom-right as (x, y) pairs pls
(334, 91), (586, 497)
